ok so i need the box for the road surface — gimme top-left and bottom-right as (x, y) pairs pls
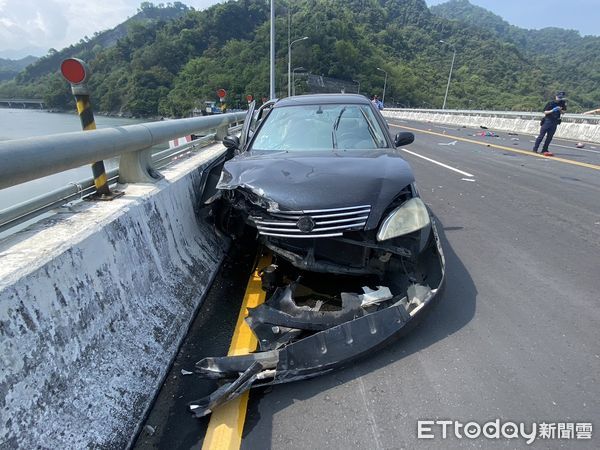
(135, 119), (600, 449)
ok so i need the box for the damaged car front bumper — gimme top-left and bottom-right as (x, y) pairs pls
(188, 220), (445, 418)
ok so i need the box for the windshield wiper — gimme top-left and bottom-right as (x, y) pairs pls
(331, 107), (347, 149)
(360, 109), (384, 147)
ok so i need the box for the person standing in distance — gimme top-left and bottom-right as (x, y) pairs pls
(533, 91), (567, 155)
(371, 94), (384, 110)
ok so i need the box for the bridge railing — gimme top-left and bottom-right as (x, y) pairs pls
(0, 112), (245, 233)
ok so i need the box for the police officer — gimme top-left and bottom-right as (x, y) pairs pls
(533, 91), (567, 155)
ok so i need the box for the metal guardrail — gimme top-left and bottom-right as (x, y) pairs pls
(0, 112), (245, 190)
(384, 108), (600, 124)
(0, 113), (245, 233)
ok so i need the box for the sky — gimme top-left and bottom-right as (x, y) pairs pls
(0, 0), (598, 59)
(425, 0), (599, 37)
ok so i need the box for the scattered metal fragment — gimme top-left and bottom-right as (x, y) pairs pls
(180, 369), (193, 376)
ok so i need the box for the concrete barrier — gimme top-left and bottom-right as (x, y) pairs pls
(383, 109), (600, 144)
(0, 144), (228, 448)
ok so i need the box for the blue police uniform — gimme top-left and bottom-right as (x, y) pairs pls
(533, 95), (566, 153)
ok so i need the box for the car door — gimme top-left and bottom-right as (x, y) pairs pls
(240, 100), (256, 149)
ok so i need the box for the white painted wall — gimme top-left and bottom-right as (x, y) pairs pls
(0, 145), (228, 448)
(383, 110), (600, 143)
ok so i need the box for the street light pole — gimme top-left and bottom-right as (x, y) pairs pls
(292, 67), (305, 96)
(270, 0), (275, 99)
(376, 67), (387, 106)
(288, 36), (308, 97)
(440, 40), (456, 110)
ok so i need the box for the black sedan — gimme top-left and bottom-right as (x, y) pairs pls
(190, 94), (445, 417)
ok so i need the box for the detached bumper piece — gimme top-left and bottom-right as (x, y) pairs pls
(189, 223), (445, 418)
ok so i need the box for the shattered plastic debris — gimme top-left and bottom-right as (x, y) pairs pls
(576, 142), (585, 148)
(438, 141), (457, 146)
(181, 369), (193, 376)
(460, 178), (476, 182)
(478, 131), (498, 137)
(144, 425), (156, 436)
(358, 286), (394, 307)
(407, 284), (432, 311)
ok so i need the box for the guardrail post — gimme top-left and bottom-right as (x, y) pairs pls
(119, 148), (164, 184)
(215, 124), (229, 141)
(60, 58), (124, 200)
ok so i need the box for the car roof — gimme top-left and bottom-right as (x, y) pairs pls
(274, 94), (371, 108)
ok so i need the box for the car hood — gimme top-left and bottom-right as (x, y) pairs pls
(217, 149), (415, 229)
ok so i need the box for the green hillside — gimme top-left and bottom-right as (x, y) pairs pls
(0, 56), (38, 82)
(1, 0), (597, 116)
(431, 0), (600, 112)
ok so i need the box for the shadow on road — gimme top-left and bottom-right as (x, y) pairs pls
(242, 216), (477, 447)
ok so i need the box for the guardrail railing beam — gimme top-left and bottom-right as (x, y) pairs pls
(0, 113), (245, 191)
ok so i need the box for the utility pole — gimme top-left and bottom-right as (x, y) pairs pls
(270, 0), (275, 99)
(376, 67), (388, 106)
(288, 37), (308, 97)
(440, 40), (456, 110)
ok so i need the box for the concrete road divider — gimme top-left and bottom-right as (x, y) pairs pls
(0, 144), (229, 448)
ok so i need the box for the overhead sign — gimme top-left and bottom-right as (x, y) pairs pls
(217, 88), (227, 99)
(60, 58), (89, 85)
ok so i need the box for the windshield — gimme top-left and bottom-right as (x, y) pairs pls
(250, 104), (388, 151)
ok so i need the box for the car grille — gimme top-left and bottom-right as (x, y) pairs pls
(250, 205), (371, 238)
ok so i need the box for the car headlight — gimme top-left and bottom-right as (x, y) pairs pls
(377, 197), (431, 241)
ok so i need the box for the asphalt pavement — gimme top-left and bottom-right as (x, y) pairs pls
(240, 119), (600, 449)
(136, 119), (600, 449)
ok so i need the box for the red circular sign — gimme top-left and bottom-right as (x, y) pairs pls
(246, 94), (253, 102)
(61, 58), (87, 84)
(217, 88), (227, 99)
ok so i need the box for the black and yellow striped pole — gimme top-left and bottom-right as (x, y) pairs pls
(60, 58), (123, 200)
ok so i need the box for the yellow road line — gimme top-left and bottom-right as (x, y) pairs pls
(390, 123), (600, 172)
(202, 253), (271, 450)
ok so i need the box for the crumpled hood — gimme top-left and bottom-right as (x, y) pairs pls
(217, 150), (415, 229)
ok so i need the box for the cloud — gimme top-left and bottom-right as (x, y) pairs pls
(0, 0), (69, 55)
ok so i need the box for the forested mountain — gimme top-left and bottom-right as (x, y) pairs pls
(0, 56), (38, 82)
(0, 0), (597, 116)
(431, 0), (600, 112)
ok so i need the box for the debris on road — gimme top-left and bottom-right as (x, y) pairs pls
(478, 131), (499, 137)
(576, 142), (585, 148)
(438, 140), (457, 146)
(461, 178), (476, 182)
(180, 369), (193, 376)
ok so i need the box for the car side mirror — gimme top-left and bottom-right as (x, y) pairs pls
(223, 135), (240, 150)
(394, 132), (415, 147)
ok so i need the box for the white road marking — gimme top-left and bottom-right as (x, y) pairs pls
(400, 148), (475, 177)
(528, 140), (600, 154)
